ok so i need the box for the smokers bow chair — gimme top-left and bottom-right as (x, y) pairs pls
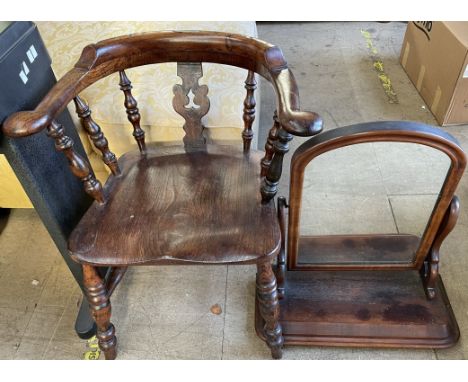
(2, 31), (322, 359)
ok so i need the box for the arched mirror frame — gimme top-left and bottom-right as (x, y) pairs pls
(287, 121), (466, 271)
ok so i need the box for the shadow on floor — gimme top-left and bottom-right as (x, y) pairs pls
(0, 208), (11, 235)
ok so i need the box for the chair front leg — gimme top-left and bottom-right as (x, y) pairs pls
(256, 259), (284, 359)
(83, 264), (117, 360)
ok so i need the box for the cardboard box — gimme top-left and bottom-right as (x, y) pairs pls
(400, 22), (468, 126)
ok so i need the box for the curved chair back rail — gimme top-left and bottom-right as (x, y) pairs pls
(287, 120), (467, 271)
(2, 31), (322, 139)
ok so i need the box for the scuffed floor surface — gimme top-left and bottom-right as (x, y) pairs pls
(1, 22), (468, 359)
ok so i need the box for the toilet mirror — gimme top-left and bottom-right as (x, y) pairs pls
(296, 141), (450, 266)
(286, 122), (465, 271)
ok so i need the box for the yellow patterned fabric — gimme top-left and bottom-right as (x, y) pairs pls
(0, 22), (259, 208)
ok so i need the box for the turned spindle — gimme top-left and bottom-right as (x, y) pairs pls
(256, 260), (284, 359)
(46, 120), (104, 204)
(74, 96), (120, 176)
(119, 70), (146, 153)
(242, 70), (256, 152)
(261, 125), (292, 202)
(83, 264), (117, 360)
(261, 112), (280, 177)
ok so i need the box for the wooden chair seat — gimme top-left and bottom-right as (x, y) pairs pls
(68, 144), (281, 266)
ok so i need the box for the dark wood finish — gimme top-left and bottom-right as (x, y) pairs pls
(172, 62), (210, 148)
(69, 145), (280, 266)
(2, 31), (324, 359)
(276, 196), (287, 299)
(242, 70), (256, 152)
(288, 121), (467, 270)
(256, 270), (459, 348)
(105, 267), (128, 298)
(119, 70), (146, 153)
(296, 234), (419, 269)
(258, 120), (466, 350)
(2, 31), (322, 139)
(256, 259), (284, 359)
(46, 120), (105, 204)
(74, 96), (120, 175)
(421, 196), (460, 299)
(261, 112), (280, 177)
(261, 126), (292, 202)
(83, 264), (116, 360)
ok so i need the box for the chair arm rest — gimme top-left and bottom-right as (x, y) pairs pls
(271, 69), (323, 137)
(2, 68), (85, 138)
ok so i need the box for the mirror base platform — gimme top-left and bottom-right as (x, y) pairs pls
(255, 269), (459, 348)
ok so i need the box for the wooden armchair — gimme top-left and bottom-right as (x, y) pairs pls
(2, 31), (322, 359)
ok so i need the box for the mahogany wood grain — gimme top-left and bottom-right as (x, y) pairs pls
(421, 196), (460, 299)
(255, 270), (459, 348)
(260, 120), (466, 350)
(295, 234), (419, 270)
(287, 121), (467, 271)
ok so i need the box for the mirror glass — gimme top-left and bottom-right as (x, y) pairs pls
(298, 142), (451, 266)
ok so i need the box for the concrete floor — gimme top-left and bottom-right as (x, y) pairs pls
(2, 21), (468, 359)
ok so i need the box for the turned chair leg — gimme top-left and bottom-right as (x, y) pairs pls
(83, 264), (117, 360)
(256, 259), (284, 359)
